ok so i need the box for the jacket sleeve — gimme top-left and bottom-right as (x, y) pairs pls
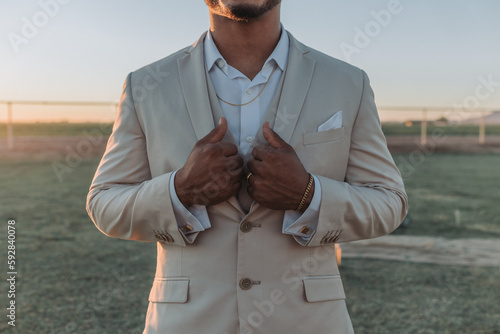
(303, 71), (408, 246)
(86, 73), (189, 247)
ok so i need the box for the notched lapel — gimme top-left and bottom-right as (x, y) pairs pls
(177, 32), (216, 141)
(205, 67), (243, 156)
(273, 32), (316, 144)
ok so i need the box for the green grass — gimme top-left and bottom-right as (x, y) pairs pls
(342, 259), (500, 334)
(0, 159), (156, 333)
(0, 155), (499, 333)
(392, 153), (500, 239)
(382, 123), (500, 136)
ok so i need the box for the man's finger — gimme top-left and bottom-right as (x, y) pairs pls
(247, 158), (256, 174)
(226, 155), (244, 171)
(201, 117), (228, 144)
(247, 158), (262, 175)
(251, 145), (268, 161)
(229, 168), (244, 183)
(217, 142), (239, 157)
(262, 122), (288, 149)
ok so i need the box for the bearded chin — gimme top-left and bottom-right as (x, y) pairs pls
(206, 0), (281, 22)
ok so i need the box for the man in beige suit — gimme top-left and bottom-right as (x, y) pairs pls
(87, 1), (408, 333)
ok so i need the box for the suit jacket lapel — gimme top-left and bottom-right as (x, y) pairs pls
(177, 33), (246, 214)
(238, 31), (316, 158)
(178, 31), (316, 146)
(205, 67), (243, 155)
(176, 31), (316, 215)
(205, 63), (247, 215)
(177, 32), (215, 141)
(273, 32), (316, 143)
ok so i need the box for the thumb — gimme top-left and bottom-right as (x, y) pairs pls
(202, 117), (228, 144)
(262, 122), (287, 149)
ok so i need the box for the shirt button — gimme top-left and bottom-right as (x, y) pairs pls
(246, 88), (253, 95)
(216, 59), (225, 68)
(239, 278), (253, 290)
(240, 221), (253, 233)
(246, 136), (253, 143)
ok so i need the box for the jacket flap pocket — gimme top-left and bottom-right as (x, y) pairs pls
(303, 276), (346, 302)
(303, 127), (346, 145)
(149, 278), (189, 303)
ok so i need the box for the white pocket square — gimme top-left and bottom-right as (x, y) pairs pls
(318, 111), (343, 132)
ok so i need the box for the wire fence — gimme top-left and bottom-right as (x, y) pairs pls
(378, 106), (496, 146)
(1, 100), (118, 150)
(1, 100), (498, 150)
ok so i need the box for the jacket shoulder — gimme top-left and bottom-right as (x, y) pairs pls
(129, 32), (206, 82)
(311, 48), (365, 84)
(128, 46), (189, 84)
(289, 33), (366, 83)
(144, 46), (189, 69)
(310, 48), (363, 75)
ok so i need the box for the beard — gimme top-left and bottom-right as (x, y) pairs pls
(205, 0), (281, 22)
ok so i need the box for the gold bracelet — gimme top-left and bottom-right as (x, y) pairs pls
(297, 173), (314, 212)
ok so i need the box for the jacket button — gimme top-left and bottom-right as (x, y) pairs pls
(240, 221), (253, 233)
(239, 278), (253, 290)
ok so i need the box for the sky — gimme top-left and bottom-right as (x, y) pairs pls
(0, 0), (499, 122)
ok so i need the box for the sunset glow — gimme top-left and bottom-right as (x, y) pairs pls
(1, 1), (499, 123)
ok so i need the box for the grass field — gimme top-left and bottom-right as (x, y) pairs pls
(0, 154), (499, 333)
(393, 153), (500, 239)
(2, 122), (500, 137)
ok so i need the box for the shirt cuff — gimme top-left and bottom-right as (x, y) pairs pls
(169, 170), (211, 242)
(282, 175), (321, 243)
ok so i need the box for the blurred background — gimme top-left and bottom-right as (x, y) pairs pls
(0, 1), (499, 333)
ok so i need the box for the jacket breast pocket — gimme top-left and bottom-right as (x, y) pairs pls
(297, 127), (349, 177)
(303, 127), (346, 146)
(303, 276), (346, 302)
(148, 277), (189, 303)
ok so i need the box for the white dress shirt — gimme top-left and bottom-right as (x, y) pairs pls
(168, 27), (321, 243)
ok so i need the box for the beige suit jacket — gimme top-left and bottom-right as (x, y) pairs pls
(87, 31), (408, 334)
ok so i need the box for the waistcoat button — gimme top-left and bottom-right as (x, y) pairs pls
(239, 278), (253, 290)
(240, 221), (253, 233)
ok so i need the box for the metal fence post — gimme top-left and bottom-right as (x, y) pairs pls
(421, 109), (427, 146)
(7, 102), (13, 150)
(479, 111), (485, 145)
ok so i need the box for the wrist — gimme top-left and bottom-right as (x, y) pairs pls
(301, 181), (315, 212)
(174, 170), (193, 207)
(297, 173), (314, 212)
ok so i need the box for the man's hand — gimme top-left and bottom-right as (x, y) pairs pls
(247, 122), (314, 211)
(175, 118), (244, 207)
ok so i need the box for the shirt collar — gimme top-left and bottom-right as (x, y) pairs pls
(204, 24), (289, 75)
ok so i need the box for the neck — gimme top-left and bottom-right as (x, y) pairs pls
(208, 6), (281, 80)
